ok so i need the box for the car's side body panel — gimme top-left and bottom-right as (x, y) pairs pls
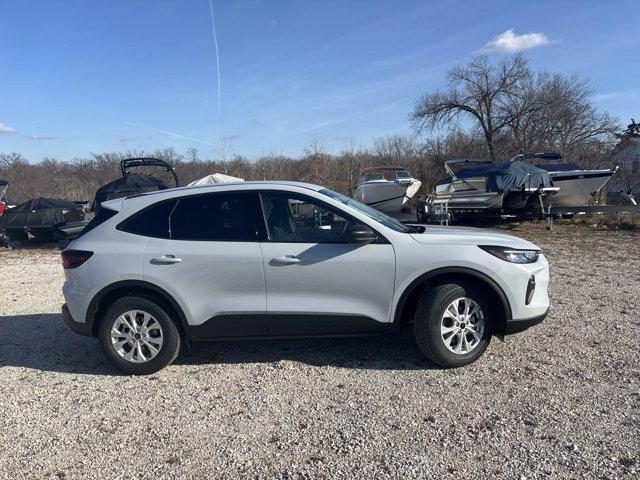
(141, 238), (267, 333)
(259, 241), (396, 330)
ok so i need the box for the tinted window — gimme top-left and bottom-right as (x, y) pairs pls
(319, 188), (409, 233)
(78, 207), (118, 238)
(170, 193), (255, 241)
(119, 200), (176, 238)
(261, 192), (355, 243)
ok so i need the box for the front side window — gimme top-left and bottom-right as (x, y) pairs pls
(260, 192), (355, 243)
(318, 188), (410, 233)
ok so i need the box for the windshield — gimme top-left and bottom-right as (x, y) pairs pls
(319, 188), (410, 233)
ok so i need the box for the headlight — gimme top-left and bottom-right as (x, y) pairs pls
(479, 245), (539, 264)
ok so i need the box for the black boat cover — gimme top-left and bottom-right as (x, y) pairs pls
(0, 179), (7, 187)
(455, 160), (553, 192)
(92, 172), (168, 212)
(0, 197), (83, 228)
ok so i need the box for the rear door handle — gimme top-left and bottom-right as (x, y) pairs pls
(151, 255), (182, 265)
(274, 255), (301, 264)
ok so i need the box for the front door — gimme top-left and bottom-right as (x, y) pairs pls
(258, 191), (396, 336)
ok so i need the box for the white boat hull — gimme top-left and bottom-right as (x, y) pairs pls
(353, 180), (422, 214)
(549, 170), (614, 207)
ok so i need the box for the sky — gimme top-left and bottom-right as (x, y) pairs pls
(0, 0), (639, 162)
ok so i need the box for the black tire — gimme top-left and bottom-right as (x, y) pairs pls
(98, 295), (181, 375)
(413, 283), (492, 368)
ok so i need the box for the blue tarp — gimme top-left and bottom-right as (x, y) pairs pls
(455, 160), (553, 192)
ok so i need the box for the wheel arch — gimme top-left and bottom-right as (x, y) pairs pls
(392, 267), (512, 333)
(86, 280), (189, 337)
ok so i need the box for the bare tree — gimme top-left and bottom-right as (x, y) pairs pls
(373, 134), (417, 164)
(411, 55), (530, 160)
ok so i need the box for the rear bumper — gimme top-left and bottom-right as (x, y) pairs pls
(503, 308), (548, 335)
(62, 303), (93, 337)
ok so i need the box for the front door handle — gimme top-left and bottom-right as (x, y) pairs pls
(274, 255), (301, 264)
(151, 255), (182, 265)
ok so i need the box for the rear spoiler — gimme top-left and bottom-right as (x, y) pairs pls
(100, 197), (125, 212)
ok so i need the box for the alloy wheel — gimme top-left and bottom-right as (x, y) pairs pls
(110, 310), (164, 363)
(440, 297), (485, 354)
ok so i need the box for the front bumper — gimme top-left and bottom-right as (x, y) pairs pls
(503, 308), (548, 335)
(62, 303), (93, 337)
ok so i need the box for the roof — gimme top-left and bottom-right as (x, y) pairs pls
(121, 180), (325, 201)
(360, 166), (405, 173)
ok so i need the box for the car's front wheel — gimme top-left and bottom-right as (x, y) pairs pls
(414, 283), (492, 368)
(98, 296), (181, 375)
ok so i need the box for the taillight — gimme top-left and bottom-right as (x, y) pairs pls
(61, 250), (93, 269)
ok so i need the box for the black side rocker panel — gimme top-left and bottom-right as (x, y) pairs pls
(188, 313), (387, 340)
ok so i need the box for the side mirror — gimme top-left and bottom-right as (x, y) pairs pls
(347, 224), (378, 245)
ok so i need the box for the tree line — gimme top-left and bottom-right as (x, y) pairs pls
(1, 55), (637, 204)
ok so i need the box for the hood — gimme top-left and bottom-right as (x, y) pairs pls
(410, 225), (539, 250)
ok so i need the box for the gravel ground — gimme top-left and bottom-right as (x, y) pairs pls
(0, 223), (638, 479)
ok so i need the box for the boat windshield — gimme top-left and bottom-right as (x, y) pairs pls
(319, 188), (410, 233)
(395, 170), (412, 179)
(360, 172), (386, 182)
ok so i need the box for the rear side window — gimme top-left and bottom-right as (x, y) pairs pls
(118, 193), (256, 241)
(78, 207), (118, 238)
(119, 200), (177, 238)
(170, 193), (255, 241)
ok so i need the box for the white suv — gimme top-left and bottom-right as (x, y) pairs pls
(62, 182), (549, 374)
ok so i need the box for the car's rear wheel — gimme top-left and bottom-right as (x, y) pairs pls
(414, 283), (492, 368)
(99, 296), (180, 375)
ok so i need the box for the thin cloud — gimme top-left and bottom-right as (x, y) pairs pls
(0, 123), (17, 134)
(119, 137), (137, 144)
(125, 121), (215, 146)
(27, 134), (56, 140)
(594, 88), (640, 102)
(477, 29), (553, 54)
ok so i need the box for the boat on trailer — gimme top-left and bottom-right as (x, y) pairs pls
(352, 166), (422, 214)
(432, 159), (559, 216)
(514, 152), (617, 207)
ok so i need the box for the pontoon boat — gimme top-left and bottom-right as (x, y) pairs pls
(433, 159), (559, 214)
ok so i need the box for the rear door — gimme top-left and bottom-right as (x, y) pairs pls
(122, 191), (267, 338)
(257, 190), (396, 336)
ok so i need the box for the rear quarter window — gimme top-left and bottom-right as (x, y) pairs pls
(117, 200), (177, 238)
(77, 207), (118, 238)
